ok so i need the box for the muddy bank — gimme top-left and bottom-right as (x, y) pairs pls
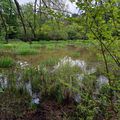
(0, 100), (76, 120)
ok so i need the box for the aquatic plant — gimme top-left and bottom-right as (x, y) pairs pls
(16, 48), (38, 55)
(0, 57), (15, 68)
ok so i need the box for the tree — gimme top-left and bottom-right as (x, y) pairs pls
(0, 0), (18, 42)
(71, 0), (120, 118)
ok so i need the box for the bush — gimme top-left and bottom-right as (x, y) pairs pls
(37, 21), (68, 40)
(67, 23), (84, 40)
(0, 57), (15, 68)
(48, 30), (68, 40)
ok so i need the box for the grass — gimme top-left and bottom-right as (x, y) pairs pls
(16, 48), (39, 55)
(0, 39), (97, 50)
(0, 39), (120, 119)
(40, 57), (60, 67)
(70, 51), (80, 58)
(0, 40), (102, 66)
(0, 57), (15, 68)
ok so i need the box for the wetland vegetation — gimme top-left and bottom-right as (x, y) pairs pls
(0, 0), (120, 120)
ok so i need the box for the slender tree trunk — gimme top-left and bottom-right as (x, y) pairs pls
(14, 0), (27, 42)
(34, 0), (37, 32)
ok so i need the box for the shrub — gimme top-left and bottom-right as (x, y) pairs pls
(37, 20), (68, 40)
(0, 57), (15, 68)
(67, 23), (83, 40)
(48, 30), (68, 40)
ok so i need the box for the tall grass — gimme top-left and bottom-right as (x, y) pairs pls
(0, 57), (15, 68)
(16, 48), (38, 55)
(0, 40), (119, 119)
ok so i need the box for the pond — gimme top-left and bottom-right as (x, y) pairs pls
(0, 56), (109, 104)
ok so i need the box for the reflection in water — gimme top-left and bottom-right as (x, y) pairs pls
(25, 81), (40, 104)
(76, 74), (84, 81)
(0, 74), (7, 89)
(53, 56), (96, 75)
(17, 61), (29, 69)
(74, 93), (81, 103)
(25, 81), (32, 96)
(0, 72), (40, 105)
(97, 75), (109, 85)
(53, 57), (109, 103)
(0, 58), (109, 104)
(53, 56), (87, 72)
(32, 93), (40, 104)
(96, 75), (109, 90)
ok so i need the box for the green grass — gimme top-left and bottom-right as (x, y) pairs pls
(31, 44), (42, 49)
(70, 51), (80, 58)
(16, 48), (38, 55)
(0, 39), (97, 51)
(40, 57), (60, 68)
(0, 57), (15, 68)
(0, 39), (120, 119)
